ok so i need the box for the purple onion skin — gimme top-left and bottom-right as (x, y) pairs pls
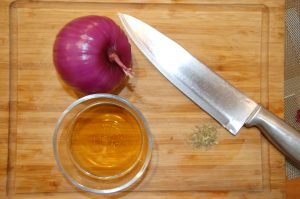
(53, 15), (132, 94)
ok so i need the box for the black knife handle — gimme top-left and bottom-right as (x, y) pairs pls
(245, 105), (300, 169)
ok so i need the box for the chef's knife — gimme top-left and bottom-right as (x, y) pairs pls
(119, 13), (300, 169)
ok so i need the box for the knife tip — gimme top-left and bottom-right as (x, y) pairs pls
(118, 12), (129, 19)
(117, 12), (123, 18)
(118, 12), (129, 24)
(118, 13), (134, 21)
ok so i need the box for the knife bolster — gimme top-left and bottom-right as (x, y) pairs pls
(245, 105), (300, 169)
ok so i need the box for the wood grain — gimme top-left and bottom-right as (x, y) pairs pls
(287, 177), (300, 199)
(0, 0), (285, 198)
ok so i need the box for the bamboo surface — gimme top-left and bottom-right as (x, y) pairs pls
(0, 0), (285, 198)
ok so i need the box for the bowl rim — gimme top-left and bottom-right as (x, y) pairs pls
(53, 93), (152, 194)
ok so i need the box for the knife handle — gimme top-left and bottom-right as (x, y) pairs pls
(245, 105), (300, 169)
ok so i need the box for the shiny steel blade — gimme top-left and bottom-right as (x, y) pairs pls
(119, 13), (258, 135)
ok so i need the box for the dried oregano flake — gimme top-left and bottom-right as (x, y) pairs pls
(187, 125), (218, 150)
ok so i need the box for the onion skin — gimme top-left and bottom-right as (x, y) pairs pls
(53, 15), (132, 94)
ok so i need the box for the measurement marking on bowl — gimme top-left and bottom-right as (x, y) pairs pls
(92, 131), (125, 149)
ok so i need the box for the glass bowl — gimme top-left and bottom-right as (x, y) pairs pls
(53, 94), (152, 194)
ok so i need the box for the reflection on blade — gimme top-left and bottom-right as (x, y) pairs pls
(119, 13), (258, 135)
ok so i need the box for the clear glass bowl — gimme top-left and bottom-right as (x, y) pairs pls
(53, 94), (152, 194)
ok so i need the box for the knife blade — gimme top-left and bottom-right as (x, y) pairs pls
(119, 13), (300, 168)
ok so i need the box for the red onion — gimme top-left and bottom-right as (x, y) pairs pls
(53, 15), (132, 94)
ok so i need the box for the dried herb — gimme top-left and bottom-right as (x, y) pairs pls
(187, 125), (218, 149)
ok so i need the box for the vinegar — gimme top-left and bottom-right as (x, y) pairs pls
(70, 103), (142, 178)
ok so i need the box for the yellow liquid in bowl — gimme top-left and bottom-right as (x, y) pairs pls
(70, 103), (142, 178)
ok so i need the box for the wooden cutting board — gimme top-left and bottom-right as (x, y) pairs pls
(0, 0), (286, 198)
